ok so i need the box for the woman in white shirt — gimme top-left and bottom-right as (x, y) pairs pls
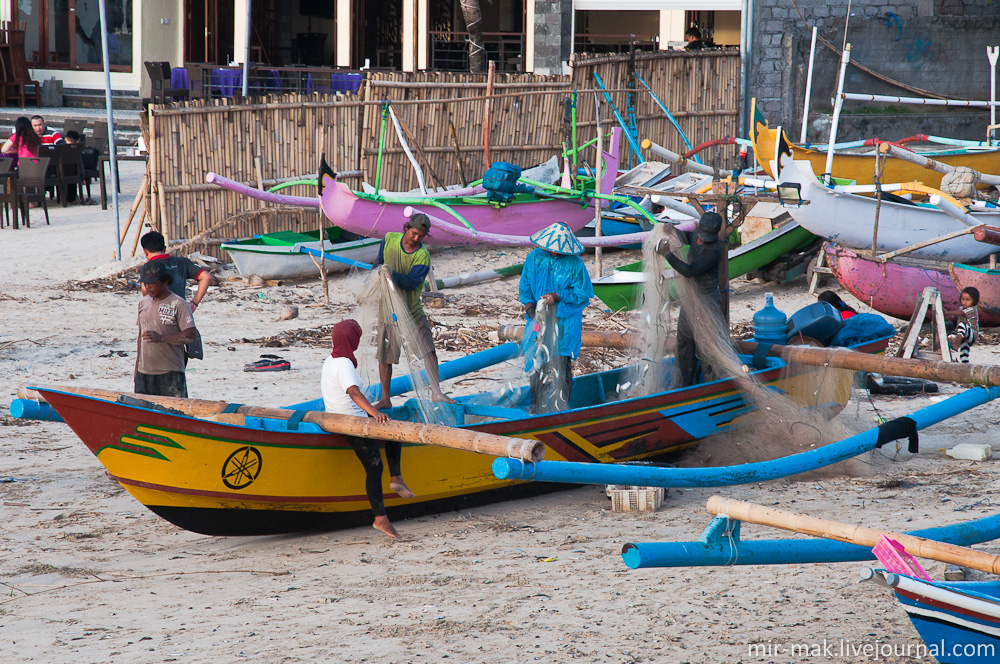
(322, 319), (415, 538)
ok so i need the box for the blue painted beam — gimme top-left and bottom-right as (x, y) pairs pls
(9, 398), (63, 422)
(288, 342), (522, 411)
(622, 512), (1000, 569)
(493, 386), (1000, 487)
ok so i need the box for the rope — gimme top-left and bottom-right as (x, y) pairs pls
(788, 0), (949, 100)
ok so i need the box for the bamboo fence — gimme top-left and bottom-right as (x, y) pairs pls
(145, 50), (740, 259)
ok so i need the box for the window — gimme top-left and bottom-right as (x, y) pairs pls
(15, 0), (132, 70)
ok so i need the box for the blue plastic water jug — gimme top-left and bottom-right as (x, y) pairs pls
(753, 292), (788, 345)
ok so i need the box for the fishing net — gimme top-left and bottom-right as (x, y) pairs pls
(356, 266), (459, 427)
(630, 223), (873, 478)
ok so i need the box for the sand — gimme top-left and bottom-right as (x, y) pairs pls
(2, 161), (999, 663)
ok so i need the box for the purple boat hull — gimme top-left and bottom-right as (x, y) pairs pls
(319, 130), (621, 245)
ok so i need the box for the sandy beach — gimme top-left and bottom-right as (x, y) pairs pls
(2, 161), (999, 663)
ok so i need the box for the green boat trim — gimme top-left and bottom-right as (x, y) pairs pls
(593, 223), (815, 311)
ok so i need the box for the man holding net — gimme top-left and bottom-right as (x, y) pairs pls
(519, 222), (594, 413)
(370, 213), (456, 410)
(656, 212), (724, 388)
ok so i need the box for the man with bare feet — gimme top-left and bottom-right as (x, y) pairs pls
(370, 213), (456, 410)
(322, 320), (415, 538)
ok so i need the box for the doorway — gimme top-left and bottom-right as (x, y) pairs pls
(185, 0), (236, 64)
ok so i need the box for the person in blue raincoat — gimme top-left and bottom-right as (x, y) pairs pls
(518, 222), (594, 413)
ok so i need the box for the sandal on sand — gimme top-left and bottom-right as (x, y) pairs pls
(244, 354), (291, 372)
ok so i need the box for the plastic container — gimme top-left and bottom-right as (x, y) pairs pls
(944, 443), (993, 461)
(872, 535), (932, 581)
(785, 301), (844, 345)
(483, 161), (533, 203)
(752, 292), (787, 345)
(606, 485), (665, 513)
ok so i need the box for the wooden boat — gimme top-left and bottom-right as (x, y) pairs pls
(221, 227), (381, 280)
(826, 243), (1000, 326)
(317, 130), (621, 245)
(777, 159), (1000, 263)
(949, 262), (1000, 323)
(866, 569), (1000, 664)
(592, 221), (816, 311)
(750, 98), (1000, 188)
(32, 332), (888, 536)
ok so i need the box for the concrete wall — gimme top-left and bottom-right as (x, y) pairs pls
(140, 1), (185, 97)
(532, 0), (573, 74)
(749, 0), (1000, 142)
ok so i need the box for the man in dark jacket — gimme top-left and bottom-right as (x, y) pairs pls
(657, 212), (724, 387)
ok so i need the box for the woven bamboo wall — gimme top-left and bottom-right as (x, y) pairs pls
(570, 50), (742, 169)
(360, 72), (571, 192)
(147, 94), (362, 257)
(146, 51), (741, 259)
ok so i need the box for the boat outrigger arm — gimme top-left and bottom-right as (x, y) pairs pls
(622, 507), (1000, 570)
(518, 177), (661, 227)
(205, 172), (320, 207)
(493, 386), (1000, 488)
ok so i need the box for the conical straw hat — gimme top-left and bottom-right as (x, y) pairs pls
(529, 222), (584, 255)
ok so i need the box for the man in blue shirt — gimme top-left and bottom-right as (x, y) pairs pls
(518, 222), (594, 413)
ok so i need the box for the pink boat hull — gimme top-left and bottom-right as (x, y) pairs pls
(826, 244), (1000, 327)
(949, 263), (1000, 324)
(319, 130), (621, 245)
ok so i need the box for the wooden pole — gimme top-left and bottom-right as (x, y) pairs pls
(706, 495), (1000, 574)
(483, 60), (495, 170)
(119, 177), (149, 244)
(496, 326), (1000, 386)
(448, 113), (469, 186)
(593, 92), (604, 280)
(27, 385), (545, 463)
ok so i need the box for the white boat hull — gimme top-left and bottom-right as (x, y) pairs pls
(222, 238), (381, 280)
(778, 160), (1000, 263)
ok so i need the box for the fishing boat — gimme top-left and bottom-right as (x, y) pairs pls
(592, 220), (816, 311)
(29, 329), (889, 536)
(949, 262), (1000, 323)
(316, 130), (622, 245)
(750, 99), (1000, 188)
(776, 158), (1000, 263)
(221, 227), (381, 280)
(864, 569), (1000, 664)
(826, 244), (1000, 326)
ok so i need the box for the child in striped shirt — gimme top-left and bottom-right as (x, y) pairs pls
(949, 287), (980, 364)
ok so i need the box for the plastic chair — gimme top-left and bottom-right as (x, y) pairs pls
(50, 144), (83, 206)
(0, 157), (16, 228)
(0, 23), (40, 106)
(144, 61), (189, 104)
(63, 119), (87, 137)
(15, 156), (51, 227)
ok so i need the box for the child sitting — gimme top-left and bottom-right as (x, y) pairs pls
(949, 287), (980, 364)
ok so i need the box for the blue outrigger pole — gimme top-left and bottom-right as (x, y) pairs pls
(592, 73), (644, 165)
(633, 72), (700, 163)
(493, 386), (1000, 488)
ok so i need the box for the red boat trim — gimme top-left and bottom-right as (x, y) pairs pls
(895, 588), (1000, 625)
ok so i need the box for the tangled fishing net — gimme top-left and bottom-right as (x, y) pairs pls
(628, 223), (873, 478)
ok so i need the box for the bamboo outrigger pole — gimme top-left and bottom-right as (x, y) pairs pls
(27, 385), (544, 463)
(707, 496), (1000, 574)
(497, 326), (1000, 387)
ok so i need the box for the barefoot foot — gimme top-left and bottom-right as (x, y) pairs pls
(390, 476), (416, 499)
(371, 398), (392, 410)
(432, 392), (457, 404)
(373, 516), (400, 538)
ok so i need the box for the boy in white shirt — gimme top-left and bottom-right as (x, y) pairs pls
(322, 319), (414, 538)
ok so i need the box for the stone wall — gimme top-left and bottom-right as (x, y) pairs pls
(750, 0), (1000, 141)
(532, 0), (573, 75)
